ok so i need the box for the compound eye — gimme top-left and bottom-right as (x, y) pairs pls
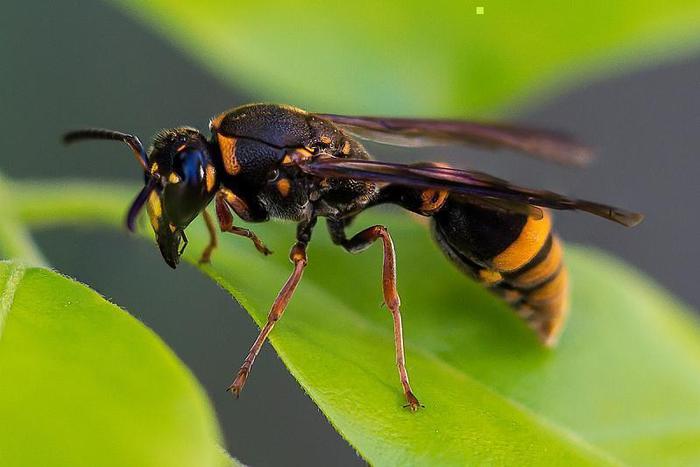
(163, 148), (210, 228)
(176, 150), (205, 187)
(267, 169), (280, 182)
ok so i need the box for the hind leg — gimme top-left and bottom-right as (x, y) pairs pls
(328, 219), (421, 411)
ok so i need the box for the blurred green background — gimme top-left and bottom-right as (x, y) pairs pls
(2, 1), (699, 465)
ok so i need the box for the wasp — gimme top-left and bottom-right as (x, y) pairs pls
(64, 104), (642, 411)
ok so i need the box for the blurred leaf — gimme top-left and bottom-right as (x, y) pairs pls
(114, 0), (700, 115)
(155, 211), (700, 466)
(0, 261), (234, 467)
(0, 174), (47, 266)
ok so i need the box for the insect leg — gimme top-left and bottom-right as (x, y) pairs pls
(329, 220), (421, 411)
(215, 190), (272, 255)
(227, 242), (308, 397)
(198, 209), (219, 264)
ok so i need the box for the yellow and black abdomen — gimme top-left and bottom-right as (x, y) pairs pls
(432, 196), (568, 346)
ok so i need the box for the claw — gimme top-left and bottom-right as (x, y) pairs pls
(403, 390), (423, 412)
(226, 367), (250, 398)
(256, 243), (273, 256)
(198, 254), (212, 265)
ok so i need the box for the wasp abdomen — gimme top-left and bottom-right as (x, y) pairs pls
(431, 196), (568, 345)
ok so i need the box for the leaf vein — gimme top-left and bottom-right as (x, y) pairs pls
(0, 262), (27, 342)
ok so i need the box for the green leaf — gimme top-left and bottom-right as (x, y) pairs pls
(0, 261), (232, 467)
(158, 211), (699, 466)
(113, 0), (700, 115)
(13, 182), (700, 463)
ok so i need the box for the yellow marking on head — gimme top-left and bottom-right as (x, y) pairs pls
(320, 135), (332, 145)
(512, 236), (563, 289)
(146, 191), (162, 231)
(419, 189), (448, 215)
(276, 178), (291, 197)
(217, 134), (240, 175)
(150, 162), (159, 175)
(169, 223), (177, 233)
(341, 141), (351, 155)
(168, 172), (181, 184)
(478, 269), (502, 286)
(205, 165), (216, 192)
(282, 155), (293, 165)
(492, 211), (552, 272)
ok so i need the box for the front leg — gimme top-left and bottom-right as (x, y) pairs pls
(228, 218), (316, 397)
(215, 189), (272, 256)
(197, 209), (219, 264)
(328, 219), (422, 411)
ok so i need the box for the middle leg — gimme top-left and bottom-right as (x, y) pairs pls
(228, 218), (316, 397)
(227, 242), (307, 397)
(198, 209), (219, 264)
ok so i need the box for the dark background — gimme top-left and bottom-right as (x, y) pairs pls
(2, 2), (698, 465)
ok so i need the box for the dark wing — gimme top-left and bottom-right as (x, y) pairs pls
(300, 159), (643, 227)
(455, 194), (546, 219)
(315, 113), (593, 166)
